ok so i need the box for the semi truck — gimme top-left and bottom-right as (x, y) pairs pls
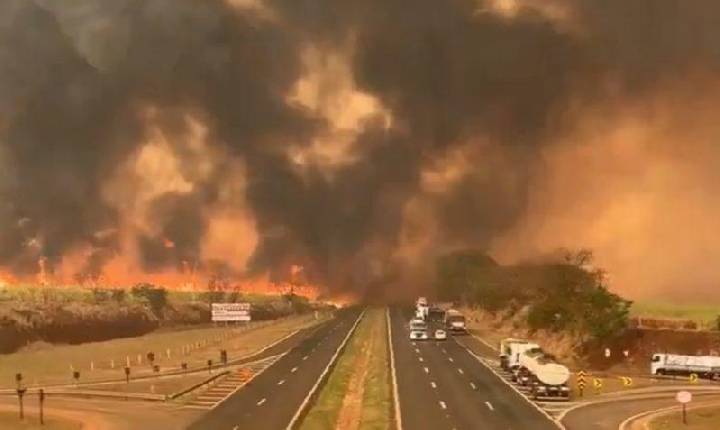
(651, 353), (720, 379)
(500, 338), (570, 399)
(499, 338), (540, 371)
(444, 309), (467, 333)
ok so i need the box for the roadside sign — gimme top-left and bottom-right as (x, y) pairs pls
(689, 373), (699, 384)
(677, 391), (692, 424)
(577, 371), (586, 397)
(620, 376), (633, 387)
(212, 303), (251, 322)
(676, 391), (692, 404)
(593, 377), (603, 393)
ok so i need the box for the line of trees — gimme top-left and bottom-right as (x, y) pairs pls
(434, 249), (631, 343)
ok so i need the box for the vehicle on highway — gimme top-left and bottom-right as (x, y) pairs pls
(409, 318), (427, 331)
(410, 329), (429, 340)
(500, 338), (540, 372)
(427, 307), (446, 322)
(517, 347), (571, 400)
(444, 309), (467, 333)
(434, 329), (447, 340)
(651, 353), (720, 379)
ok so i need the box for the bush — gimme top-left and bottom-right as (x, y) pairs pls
(130, 283), (168, 316)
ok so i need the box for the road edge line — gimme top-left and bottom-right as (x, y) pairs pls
(618, 405), (680, 430)
(387, 307), (403, 430)
(455, 338), (566, 430)
(285, 308), (366, 430)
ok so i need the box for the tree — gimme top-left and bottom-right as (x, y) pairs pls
(130, 283), (168, 316)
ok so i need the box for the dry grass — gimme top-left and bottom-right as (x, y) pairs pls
(0, 411), (82, 430)
(0, 312), (327, 389)
(300, 308), (391, 430)
(648, 404), (720, 429)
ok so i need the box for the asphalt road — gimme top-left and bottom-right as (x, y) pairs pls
(561, 392), (720, 430)
(187, 307), (363, 430)
(390, 307), (559, 430)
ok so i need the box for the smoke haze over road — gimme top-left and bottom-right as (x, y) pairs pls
(1, 0), (720, 299)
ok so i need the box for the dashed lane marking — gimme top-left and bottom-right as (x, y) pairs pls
(291, 367), (298, 373)
(485, 401), (494, 411)
(457, 368), (464, 375)
(257, 398), (267, 406)
(431, 381), (437, 389)
(470, 382), (477, 390)
(448, 357), (454, 363)
(439, 401), (447, 410)
(424, 367), (430, 374)
(419, 357), (424, 362)
(277, 380), (285, 385)
(302, 355), (308, 360)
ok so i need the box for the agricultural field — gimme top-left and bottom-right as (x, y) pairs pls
(630, 301), (720, 328)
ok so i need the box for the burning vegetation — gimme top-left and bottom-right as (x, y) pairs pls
(1, 0), (720, 300)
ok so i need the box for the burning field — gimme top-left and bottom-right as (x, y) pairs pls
(1, 0), (720, 301)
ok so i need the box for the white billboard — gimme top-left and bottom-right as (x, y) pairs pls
(212, 303), (251, 321)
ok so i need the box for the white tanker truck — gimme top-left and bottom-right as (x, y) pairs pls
(501, 338), (570, 399)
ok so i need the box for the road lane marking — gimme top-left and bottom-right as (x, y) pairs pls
(387, 308), (403, 430)
(457, 368), (464, 375)
(485, 401), (494, 411)
(415, 348), (420, 353)
(448, 357), (454, 363)
(277, 380), (285, 385)
(470, 382), (477, 390)
(418, 357), (424, 362)
(454, 338), (564, 429)
(286, 310), (366, 430)
(303, 355), (309, 360)
(442, 349), (447, 354)
(291, 366), (298, 373)
(431, 381), (437, 389)
(439, 401), (447, 410)
(424, 367), (430, 374)
(257, 398), (267, 406)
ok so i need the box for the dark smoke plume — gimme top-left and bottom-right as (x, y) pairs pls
(2, 0), (720, 296)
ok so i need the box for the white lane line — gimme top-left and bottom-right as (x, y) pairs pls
(277, 380), (285, 385)
(412, 342), (416, 346)
(302, 355), (309, 361)
(442, 349), (447, 354)
(485, 401), (494, 411)
(291, 366), (298, 373)
(415, 348), (420, 354)
(418, 357), (424, 362)
(448, 357), (454, 363)
(439, 401), (447, 410)
(286, 310), (366, 430)
(454, 338), (565, 429)
(257, 398), (267, 406)
(387, 308), (403, 430)
(431, 381), (437, 389)
(470, 382), (477, 390)
(457, 368), (464, 375)
(423, 367), (430, 374)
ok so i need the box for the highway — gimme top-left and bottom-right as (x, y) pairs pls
(389, 307), (560, 430)
(187, 307), (363, 430)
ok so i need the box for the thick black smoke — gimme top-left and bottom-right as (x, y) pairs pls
(1, 0), (719, 291)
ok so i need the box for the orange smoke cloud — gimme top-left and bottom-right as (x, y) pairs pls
(492, 77), (720, 301)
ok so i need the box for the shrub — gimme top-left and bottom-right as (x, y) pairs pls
(130, 283), (168, 316)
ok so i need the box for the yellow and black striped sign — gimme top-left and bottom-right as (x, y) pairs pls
(619, 376), (633, 387)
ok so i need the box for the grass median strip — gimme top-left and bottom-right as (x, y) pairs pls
(300, 308), (391, 430)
